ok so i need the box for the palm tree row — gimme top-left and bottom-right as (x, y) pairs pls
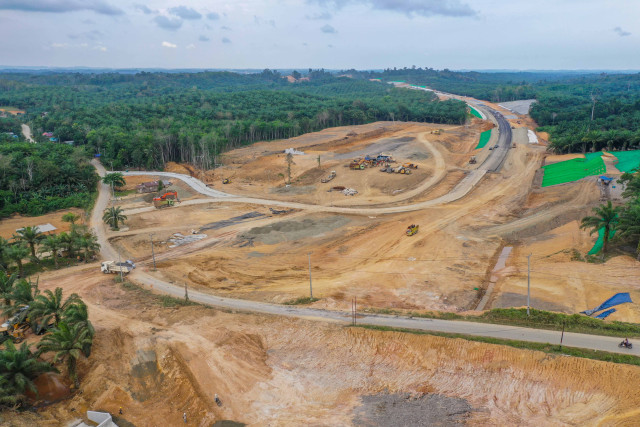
(0, 212), (100, 277)
(581, 170), (640, 259)
(1, 281), (94, 406)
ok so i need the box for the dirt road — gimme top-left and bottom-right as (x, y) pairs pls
(21, 123), (35, 143)
(92, 156), (640, 355)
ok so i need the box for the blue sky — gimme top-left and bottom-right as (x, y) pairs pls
(0, 0), (637, 70)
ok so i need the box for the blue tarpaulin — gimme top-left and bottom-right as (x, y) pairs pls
(595, 308), (616, 319)
(582, 292), (633, 316)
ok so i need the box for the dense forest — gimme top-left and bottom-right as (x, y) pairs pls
(0, 70), (467, 170)
(0, 143), (97, 218)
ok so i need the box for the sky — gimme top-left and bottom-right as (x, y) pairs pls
(0, 0), (638, 70)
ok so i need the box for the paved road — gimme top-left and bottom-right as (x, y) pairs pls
(91, 126), (640, 356)
(116, 114), (512, 216)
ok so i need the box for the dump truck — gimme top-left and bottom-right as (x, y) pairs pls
(406, 224), (419, 236)
(321, 171), (337, 183)
(101, 260), (135, 275)
(153, 191), (179, 208)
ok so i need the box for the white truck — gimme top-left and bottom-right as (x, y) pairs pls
(101, 260), (135, 275)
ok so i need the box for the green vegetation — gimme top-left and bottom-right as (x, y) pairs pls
(0, 143), (98, 219)
(102, 172), (125, 189)
(283, 297), (320, 305)
(541, 156), (606, 187)
(0, 70), (467, 171)
(102, 206), (127, 230)
(354, 324), (640, 366)
(362, 306), (640, 338)
(475, 129), (492, 149)
(0, 280), (94, 406)
(580, 201), (620, 255)
(0, 213), (101, 278)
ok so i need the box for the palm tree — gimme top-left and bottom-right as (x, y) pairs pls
(37, 321), (92, 388)
(13, 226), (43, 259)
(30, 288), (81, 328)
(616, 202), (640, 260)
(5, 244), (30, 277)
(61, 212), (80, 226)
(102, 206), (127, 230)
(580, 201), (621, 255)
(102, 172), (126, 189)
(4, 278), (39, 315)
(39, 235), (63, 268)
(0, 341), (55, 398)
(0, 237), (10, 270)
(63, 302), (94, 356)
(0, 375), (19, 408)
(0, 273), (17, 306)
(58, 232), (76, 259)
(78, 235), (100, 262)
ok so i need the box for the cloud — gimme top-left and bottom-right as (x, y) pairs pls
(154, 15), (183, 30)
(134, 4), (156, 14)
(613, 26), (631, 37)
(93, 45), (107, 52)
(161, 41), (177, 48)
(221, 25), (231, 31)
(81, 19), (95, 24)
(206, 12), (220, 20)
(186, 44), (195, 49)
(221, 37), (231, 44)
(0, 0), (123, 15)
(51, 42), (68, 48)
(306, 12), (332, 20)
(321, 24), (336, 33)
(308, 0), (477, 17)
(199, 35), (210, 42)
(67, 30), (103, 40)
(169, 6), (202, 20)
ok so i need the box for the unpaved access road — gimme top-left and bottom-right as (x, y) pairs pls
(93, 134), (640, 356)
(21, 123), (35, 143)
(117, 114), (511, 216)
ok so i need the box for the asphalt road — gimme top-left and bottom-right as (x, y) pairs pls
(92, 115), (640, 356)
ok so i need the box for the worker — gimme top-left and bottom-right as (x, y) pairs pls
(215, 394), (221, 405)
(183, 412), (187, 423)
(119, 407), (122, 415)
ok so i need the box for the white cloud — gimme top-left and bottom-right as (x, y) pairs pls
(321, 24), (336, 33)
(186, 43), (195, 49)
(161, 41), (177, 48)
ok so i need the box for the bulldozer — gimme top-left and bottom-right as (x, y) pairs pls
(406, 224), (419, 236)
(153, 191), (180, 208)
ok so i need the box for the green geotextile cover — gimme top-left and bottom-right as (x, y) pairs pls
(612, 150), (640, 173)
(584, 151), (603, 161)
(475, 129), (492, 149)
(541, 156), (606, 187)
(470, 107), (483, 119)
(588, 227), (616, 255)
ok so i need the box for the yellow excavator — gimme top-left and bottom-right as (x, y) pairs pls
(222, 178), (231, 184)
(406, 224), (419, 236)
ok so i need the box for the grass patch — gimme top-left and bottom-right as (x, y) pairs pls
(283, 297), (320, 305)
(362, 306), (640, 338)
(354, 324), (640, 366)
(114, 189), (137, 197)
(119, 280), (198, 307)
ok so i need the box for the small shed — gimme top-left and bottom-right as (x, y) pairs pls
(16, 223), (57, 235)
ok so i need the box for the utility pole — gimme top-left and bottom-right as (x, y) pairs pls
(184, 282), (189, 302)
(527, 253), (531, 317)
(149, 233), (156, 271)
(118, 249), (123, 283)
(308, 252), (313, 299)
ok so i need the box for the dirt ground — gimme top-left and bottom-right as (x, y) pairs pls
(6, 269), (640, 426)
(0, 207), (86, 239)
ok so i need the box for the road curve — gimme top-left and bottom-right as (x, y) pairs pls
(91, 126), (640, 356)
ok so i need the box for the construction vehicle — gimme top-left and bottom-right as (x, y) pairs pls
(222, 178), (230, 184)
(377, 153), (394, 163)
(512, 142), (517, 148)
(1, 306), (30, 343)
(349, 159), (366, 170)
(101, 260), (135, 275)
(403, 163), (418, 169)
(406, 224), (419, 236)
(153, 191), (179, 208)
(469, 156), (477, 164)
(431, 129), (441, 135)
(321, 171), (337, 183)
